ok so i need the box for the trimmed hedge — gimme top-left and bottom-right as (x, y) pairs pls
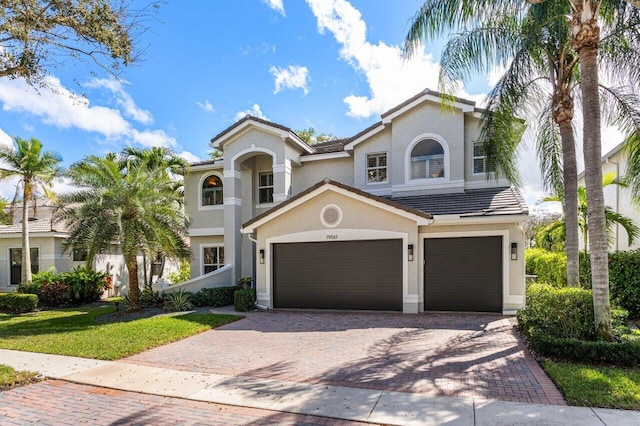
(525, 248), (567, 287)
(234, 289), (256, 312)
(528, 332), (640, 367)
(580, 251), (640, 319)
(517, 283), (596, 340)
(0, 293), (38, 313)
(191, 286), (240, 308)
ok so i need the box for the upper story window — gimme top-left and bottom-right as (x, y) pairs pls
(473, 141), (496, 174)
(410, 139), (445, 179)
(366, 153), (387, 183)
(203, 246), (224, 274)
(258, 171), (274, 204)
(202, 175), (223, 206)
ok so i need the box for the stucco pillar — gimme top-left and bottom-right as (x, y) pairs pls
(223, 170), (242, 284)
(272, 159), (292, 202)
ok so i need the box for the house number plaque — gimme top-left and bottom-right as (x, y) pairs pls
(326, 234), (338, 240)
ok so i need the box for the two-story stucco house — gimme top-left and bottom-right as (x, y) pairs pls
(184, 89), (529, 314)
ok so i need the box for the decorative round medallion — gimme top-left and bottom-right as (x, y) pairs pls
(320, 204), (342, 228)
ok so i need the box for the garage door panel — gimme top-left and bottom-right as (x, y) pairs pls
(424, 237), (502, 312)
(273, 239), (402, 311)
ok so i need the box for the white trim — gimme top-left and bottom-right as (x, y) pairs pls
(393, 180), (465, 193)
(300, 152), (351, 162)
(200, 243), (225, 276)
(223, 170), (242, 180)
(265, 229), (409, 310)
(365, 187), (393, 197)
(472, 141), (496, 176)
(189, 227), (225, 237)
(255, 202), (277, 209)
(420, 230), (512, 313)
(198, 171), (225, 211)
(230, 147), (278, 173)
(257, 170), (274, 205)
(463, 179), (511, 190)
(320, 204), (343, 228)
(365, 152), (389, 185)
(430, 214), (530, 226)
(344, 124), (387, 151)
(191, 162), (223, 172)
(405, 133), (451, 185)
(241, 183), (432, 233)
(224, 197), (242, 206)
(212, 119), (314, 154)
(382, 93), (474, 125)
(272, 163), (291, 174)
(0, 232), (67, 239)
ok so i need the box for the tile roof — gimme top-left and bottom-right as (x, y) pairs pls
(242, 179), (432, 230)
(0, 218), (67, 234)
(305, 138), (351, 154)
(391, 187), (529, 217)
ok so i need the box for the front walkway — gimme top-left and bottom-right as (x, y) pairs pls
(126, 310), (564, 405)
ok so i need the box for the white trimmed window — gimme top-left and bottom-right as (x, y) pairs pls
(202, 175), (223, 206)
(410, 139), (445, 179)
(366, 153), (388, 183)
(203, 246), (224, 274)
(473, 141), (496, 174)
(258, 171), (274, 204)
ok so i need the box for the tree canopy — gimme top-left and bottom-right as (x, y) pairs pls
(0, 0), (154, 85)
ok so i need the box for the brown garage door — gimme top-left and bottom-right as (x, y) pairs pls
(273, 239), (402, 311)
(424, 236), (502, 312)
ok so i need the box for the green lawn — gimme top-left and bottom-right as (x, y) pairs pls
(0, 364), (39, 390)
(543, 360), (640, 410)
(0, 305), (241, 360)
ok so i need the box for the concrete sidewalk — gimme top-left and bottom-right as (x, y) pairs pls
(1, 349), (638, 426)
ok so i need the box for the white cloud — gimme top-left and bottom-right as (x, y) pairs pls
(270, 65), (309, 95)
(84, 78), (153, 125)
(262, 0), (285, 16)
(0, 76), (176, 149)
(306, 0), (443, 118)
(234, 104), (268, 121)
(197, 100), (215, 112)
(178, 150), (201, 164)
(0, 127), (13, 147)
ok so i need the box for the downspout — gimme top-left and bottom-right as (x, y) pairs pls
(605, 158), (620, 251)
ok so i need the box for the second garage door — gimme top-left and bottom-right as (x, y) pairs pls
(273, 239), (402, 311)
(424, 236), (503, 312)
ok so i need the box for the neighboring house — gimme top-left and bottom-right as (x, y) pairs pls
(0, 201), (170, 295)
(578, 142), (640, 252)
(185, 89), (529, 314)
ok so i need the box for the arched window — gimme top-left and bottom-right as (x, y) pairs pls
(202, 175), (223, 206)
(410, 139), (445, 180)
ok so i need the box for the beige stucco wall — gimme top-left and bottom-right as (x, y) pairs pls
(189, 235), (225, 279)
(293, 156), (355, 194)
(353, 127), (392, 192)
(253, 189), (421, 313)
(184, 166), (225, 231)
(419, 220), (526, 312)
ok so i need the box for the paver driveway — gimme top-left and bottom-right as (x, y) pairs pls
(126, 310), (564, 405)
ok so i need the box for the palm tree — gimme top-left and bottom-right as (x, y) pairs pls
(53, 150), (190, 311)
(403, 0), (640, 340)
(0, 137), (62, 283)
(540, 172), (640, 253)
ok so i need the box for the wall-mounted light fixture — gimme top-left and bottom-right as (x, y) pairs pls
(511, 242), (517, 261)
(408, 244), (414, 261)
(259, 249), (265, 264)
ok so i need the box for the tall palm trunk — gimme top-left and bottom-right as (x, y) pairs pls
(554, 89), (580, 287)
(125, 251), (141, 311)
(21, 182), (32, 283)
(572, 2), (613, 340)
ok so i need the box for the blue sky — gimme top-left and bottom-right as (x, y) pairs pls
(0, 0), (624, 210)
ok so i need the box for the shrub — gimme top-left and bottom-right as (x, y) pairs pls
(164, 290), (194, 312)
(191, 286), (240, 308)
(16, 281), (41, 296)
(528, 332), (640, 367)
(139, 288), (165, 308)
(580, 251), (640, 319)
(234, 288), (256, 312)
(65, 266), (111, 304)
(0, 293), (38, 313)
(38, 281), (71, 307)
(165, 260), (190, 284)
(525, 248), (567, 286)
